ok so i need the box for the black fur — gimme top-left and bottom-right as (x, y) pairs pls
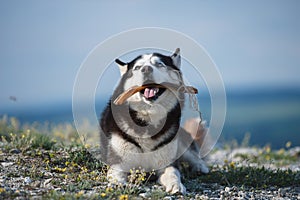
(152, 53), (180, 70)
(100, 99), (181, 153)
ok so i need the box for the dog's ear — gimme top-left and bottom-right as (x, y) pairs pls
(171, 48), (181, 69)
(115, 59), (128, 76)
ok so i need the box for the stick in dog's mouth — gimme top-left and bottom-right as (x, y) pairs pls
(113, 82), (198, 105)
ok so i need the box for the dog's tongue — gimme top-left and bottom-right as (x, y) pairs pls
(144, 88), (158, 99)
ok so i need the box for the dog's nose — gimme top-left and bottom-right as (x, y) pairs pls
(141, 65), (153, 74)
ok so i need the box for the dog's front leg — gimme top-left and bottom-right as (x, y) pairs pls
(107, 165), (127, 184)
(158, 166), (186, 194)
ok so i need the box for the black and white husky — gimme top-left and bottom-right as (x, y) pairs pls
(100, 48), (208, 194)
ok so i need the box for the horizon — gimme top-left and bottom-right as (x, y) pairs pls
(1, 88), (300, 149)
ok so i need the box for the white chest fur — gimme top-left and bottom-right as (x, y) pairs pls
(110, 133), (178, 171)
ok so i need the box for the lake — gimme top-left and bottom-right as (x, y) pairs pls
(1, 87), (300, 149)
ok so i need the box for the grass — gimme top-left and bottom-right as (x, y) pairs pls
(0, 116), (299, 199)
(192, 164), (299, 189)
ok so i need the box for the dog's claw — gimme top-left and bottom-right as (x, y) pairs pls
(165, 182), (186, 195)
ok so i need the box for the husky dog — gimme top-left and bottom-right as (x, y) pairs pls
(100, 48), (208, 194)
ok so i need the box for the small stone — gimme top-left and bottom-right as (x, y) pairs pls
(24, 177), (32, 184)
(9, 149), (21, 154)
(203, 189), (211, 194)
(1, 162), (14, 167)
(225, 187), (230, 192)
(43, 178), (52, 188)
(139, 193), (149, 198)
(238, 191), (244, 197)
(31, 180), (41, 187)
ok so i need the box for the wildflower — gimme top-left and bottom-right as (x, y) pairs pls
(76, 175), (81, 181)
(229, 161), (235, 168)
(100, 192), (106, 197)
(278, 148), (285, 155)
(119, 194), (128, 200)
(90, 170), (96, 175)
(72, 162), (78, 167)
(265, 146), (271, 153)
(81, 166), (88, 173)
(54, 166), (67, 173)
(139, 176), (145, 181)
(76, 190), (84, 197)
(105, 187), (113, 193)
(285, 141), (292, 148)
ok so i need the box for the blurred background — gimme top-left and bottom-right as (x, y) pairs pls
(1, 1), (299, 149)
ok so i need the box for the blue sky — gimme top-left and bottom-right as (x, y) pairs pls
(0, 1), (299, 110)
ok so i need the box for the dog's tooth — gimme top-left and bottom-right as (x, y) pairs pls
(149, 89), (155, 97)
(144, 88), (150, 98)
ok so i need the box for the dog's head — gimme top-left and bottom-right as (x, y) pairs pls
(112, 49), (184, 126)
(115, 48), (183, 105)
(113, 49), (184, 127)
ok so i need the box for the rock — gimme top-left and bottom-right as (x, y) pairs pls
(225, 187), (231, 192)
(203, 189), (211, 195)
(43, 178), (53, 188)
(139, 192), (149, 198)
(1, 162), (14, 167)
(9, 149), (21, 154)
(24, 177), (32, 184)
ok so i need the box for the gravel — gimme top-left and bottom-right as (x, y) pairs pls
(0, 147), (299, 199)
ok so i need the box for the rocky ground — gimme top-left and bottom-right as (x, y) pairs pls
(0, 115), (299, 199)
(0, 141), (299, 199)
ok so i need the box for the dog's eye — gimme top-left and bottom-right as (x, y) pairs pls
(157, 62), (166, 68)
(134, 65), (141, 70)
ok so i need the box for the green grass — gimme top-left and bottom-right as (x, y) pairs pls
(191, 165), (299, 189)
(0, 116), (299, 199)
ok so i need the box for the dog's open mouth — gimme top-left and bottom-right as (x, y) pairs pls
(140, 87), (166, 101)
(113, 82), (198, 105)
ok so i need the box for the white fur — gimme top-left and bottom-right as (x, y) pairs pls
(128, 90), (179, 128)
(118, 63), (127, 76)
(124, 54), (181, 92)
(158, 166), (186, 194)
(109, 130), (179, 171)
